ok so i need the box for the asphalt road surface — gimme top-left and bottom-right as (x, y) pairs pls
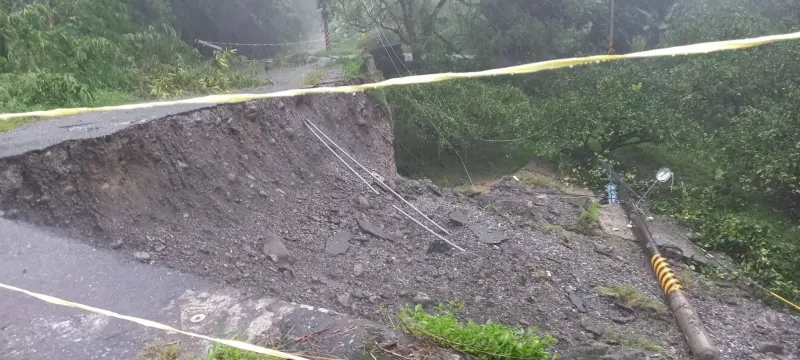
(0, 61), (358, 359)
(0, 62), (334, 158)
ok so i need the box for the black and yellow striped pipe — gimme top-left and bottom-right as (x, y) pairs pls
(651, 253), (682, 296)
(626, 210), (718, 360)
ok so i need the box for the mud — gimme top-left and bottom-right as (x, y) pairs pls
(1, 89), (798, 360)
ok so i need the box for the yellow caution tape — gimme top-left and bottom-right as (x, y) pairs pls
(2, 31), (799, 121)
(0, 282), (310, 360)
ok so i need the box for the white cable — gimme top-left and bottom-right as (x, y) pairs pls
(393, 205), (465, 252)
(364, 6), (474, 186)
(305, 119), (452, 236)
(304, 122), (380, 194)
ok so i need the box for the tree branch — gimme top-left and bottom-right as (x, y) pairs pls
(424, 0), (449, 35)
(434, 31), (465, 55)
(397, 0), (417, 39)
(382, 23), (409, 43)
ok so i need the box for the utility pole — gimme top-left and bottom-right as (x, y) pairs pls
(321, 7), (331, 50)
(607, 0), (615, 54)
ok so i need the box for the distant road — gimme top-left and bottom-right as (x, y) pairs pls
(0, 61), (337, 158)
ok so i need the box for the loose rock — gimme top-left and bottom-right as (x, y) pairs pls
(757, 341), (784, 354)
(568, 290), (587, 313)
(611, 315), (635, 324)
(357, 219), (391, 240)
(353, 263), (364, 277)
(469, 224), (509, 245)
(353, 288), (365, 299)
(357, 196), (371, 209)
(262, 233), (294, 264)
(337, 294), (353, 308)
(449, 211), (468, 226)
(594, 242), (614, 257)
(426, 240), (452, 255)
(413, 292), (433, 305)
(580, 317), (606, 337)
(133, 252), (151, 262)
(109, 240), (123, 250)
(226, 173), (238, 182)
(326, 231), (351, 256)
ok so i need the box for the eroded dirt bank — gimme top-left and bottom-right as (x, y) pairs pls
(0, 91), (797, 360)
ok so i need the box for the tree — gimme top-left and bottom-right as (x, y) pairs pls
(320, 0), (462, 63)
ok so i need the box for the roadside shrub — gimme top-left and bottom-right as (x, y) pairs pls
(399, 301), (555, 360)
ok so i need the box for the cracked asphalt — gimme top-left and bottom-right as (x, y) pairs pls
(0, 59), (356, 359)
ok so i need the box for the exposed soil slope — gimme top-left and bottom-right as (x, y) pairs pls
(0, 90), (797, 360)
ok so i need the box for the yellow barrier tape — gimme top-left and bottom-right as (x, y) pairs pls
(0, 282), (310, 360)
(2, 31), (800, 121)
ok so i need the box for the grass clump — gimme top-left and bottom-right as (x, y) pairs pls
(301, 68), (325, 86)
(399, 300), (555, 360)
(619, 339), (664, 353)
(138, 341), (180, 360)
(597, 285), (666, 313)
(515, 171), (553, 188)
(603, 328), (664, 353)
(336, 57), (365, 77)
(543, 224), (563, 233)
(206, 343), (272, 360)
(576, 201), (601, 234)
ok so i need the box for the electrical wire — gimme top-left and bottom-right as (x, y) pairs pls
(361, 0), (474, 187)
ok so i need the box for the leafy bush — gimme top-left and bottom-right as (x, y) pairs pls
(399, 301), (554, 360)
(389, 79), (534, 156)
(0, 0), (265, 115)
(576, 201), (600, 234)
(339, 57), (364, 77)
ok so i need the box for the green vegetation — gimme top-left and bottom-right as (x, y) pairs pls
(327, 0), (799, 306)
(398, 300), (555, 360)
(0, 0), (281, 129)
(543, 225), (563, 233)
(516, 171), (553, 188)
(138, 341), (180, 360)
(603, 328), (664, 353)
(576, 202), (601, 234)
(301, 68), (325, 86)
(597, 285), (666, 313)
(338, 57), (365, 77)
(205, 343), (271, 360)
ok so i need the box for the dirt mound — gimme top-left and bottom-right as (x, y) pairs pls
(1, 92), (798, 360)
